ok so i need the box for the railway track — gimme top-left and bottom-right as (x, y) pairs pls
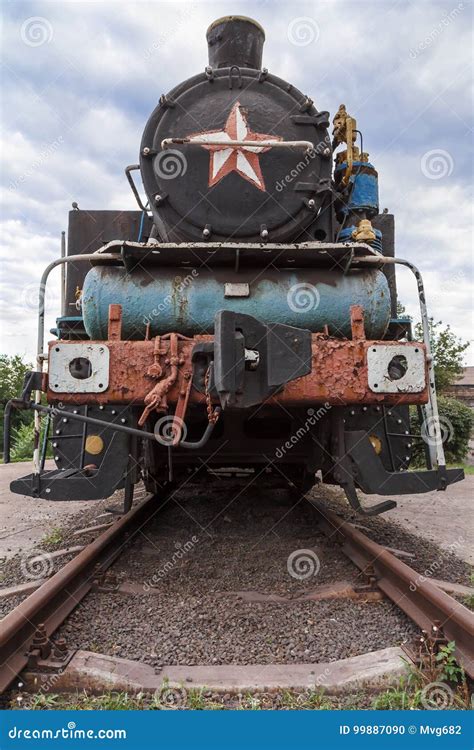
(0, 492), (165, 694)
(0, 492), (473, 696)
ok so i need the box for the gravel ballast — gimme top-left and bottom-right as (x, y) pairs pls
(2, 479), (471, 667)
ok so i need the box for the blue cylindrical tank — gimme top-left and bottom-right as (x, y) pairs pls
(334, 160), (379, 217)
(82, 266), (391, 340)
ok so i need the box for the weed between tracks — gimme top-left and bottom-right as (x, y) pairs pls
(375, 642), (471, 710)
(41, 528), (63, 547)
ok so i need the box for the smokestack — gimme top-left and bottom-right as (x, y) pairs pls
(206, 16), (265, 70)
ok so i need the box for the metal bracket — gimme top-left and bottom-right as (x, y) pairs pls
(212, 311), (312, 409)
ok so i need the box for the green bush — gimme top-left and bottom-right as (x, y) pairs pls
(410, 396), (473, 466)
(10, 421), (53, 462)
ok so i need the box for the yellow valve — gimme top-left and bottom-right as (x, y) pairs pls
(352, 219), (376, 242)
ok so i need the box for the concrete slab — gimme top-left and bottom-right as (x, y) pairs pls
(0, 461), (100, 561)
(36, 647), (407, 695)
(361, 475), (474, 565)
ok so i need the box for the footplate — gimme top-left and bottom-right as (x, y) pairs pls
(345, 430), (464, 495)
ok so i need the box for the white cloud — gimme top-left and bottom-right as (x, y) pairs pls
(1, 0), (472, 366)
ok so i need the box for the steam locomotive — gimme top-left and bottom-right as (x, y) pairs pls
(6, 16), (463, 515)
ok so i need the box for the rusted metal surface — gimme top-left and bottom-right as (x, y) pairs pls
(107, 303), (123, 341)
(46, 336), (428, 407)
(0, 493), (161, 694)
(311, 502), (474, 678)
(350, 304), (366, 340)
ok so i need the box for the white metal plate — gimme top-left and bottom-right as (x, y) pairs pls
(49, 344), (109, 393)
(224, 282), (250, 298)
(367, 345), (425, 393)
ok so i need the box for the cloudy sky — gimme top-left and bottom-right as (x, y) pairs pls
(1, 0), (472, 364)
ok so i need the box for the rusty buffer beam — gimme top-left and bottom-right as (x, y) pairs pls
(311, 502), (474, 678)
(46, 336), (429, 407)
(0, 493), (163, 694)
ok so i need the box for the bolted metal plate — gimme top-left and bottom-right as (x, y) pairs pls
(367, 345), (425, 393)
(224, 282), (250, 298)
(49, 344), (109, 393)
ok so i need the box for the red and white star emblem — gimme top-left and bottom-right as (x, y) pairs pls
(187, 102), (282, 191)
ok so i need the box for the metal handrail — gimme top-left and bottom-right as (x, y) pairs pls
(351, 255), (446, 471)
(161, 137), (314, 152)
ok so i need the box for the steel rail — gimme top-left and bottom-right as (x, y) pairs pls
(0, 492), (163, 694)
(310, 501), (474, 678)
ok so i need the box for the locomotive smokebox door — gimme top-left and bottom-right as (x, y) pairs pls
(140, 17), (332, 243)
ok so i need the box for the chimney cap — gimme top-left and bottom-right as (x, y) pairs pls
(206, 16), (265, 70)
(206, 16), (265, 39)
